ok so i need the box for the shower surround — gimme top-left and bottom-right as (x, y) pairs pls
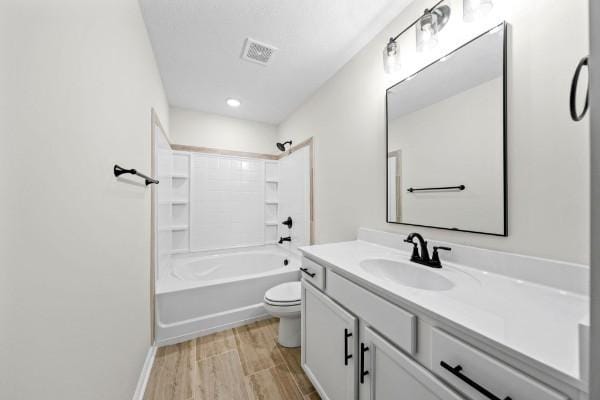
(153, 138), (311, 344)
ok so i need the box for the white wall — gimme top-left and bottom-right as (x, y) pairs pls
(0, 1), (169, 399)
(170, 107), (278, 154)
(389, 78), (504, 234)
(278, 0), (590, 264)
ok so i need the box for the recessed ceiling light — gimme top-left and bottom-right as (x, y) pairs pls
(226, 98), (241, 108)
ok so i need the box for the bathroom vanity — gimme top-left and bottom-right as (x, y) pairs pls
(299, 229), (589, 400)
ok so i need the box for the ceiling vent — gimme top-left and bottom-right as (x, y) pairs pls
(241, 38), (277, 66)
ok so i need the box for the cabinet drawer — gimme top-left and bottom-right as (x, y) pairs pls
(300, 257), (325, 290)
(431, 329), (567, 400)
(327, 271), (416, 355)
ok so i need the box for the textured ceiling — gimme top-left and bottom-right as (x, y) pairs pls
(140, 0), (412, 124)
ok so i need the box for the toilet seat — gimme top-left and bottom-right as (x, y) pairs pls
(264, 281), (301, 306)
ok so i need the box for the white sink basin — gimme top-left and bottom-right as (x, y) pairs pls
(359, 258), (454, 291)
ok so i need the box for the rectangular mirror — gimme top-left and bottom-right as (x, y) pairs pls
(386, 23), (507, 236)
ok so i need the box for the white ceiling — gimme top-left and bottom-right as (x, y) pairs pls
(139, 0), (413, 125)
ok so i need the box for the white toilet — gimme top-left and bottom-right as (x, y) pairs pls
(264, 281), (301, 348)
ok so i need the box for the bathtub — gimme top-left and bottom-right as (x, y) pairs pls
(155, 245), (300, 345)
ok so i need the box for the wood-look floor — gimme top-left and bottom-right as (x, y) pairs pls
(144, 318), (321, 400)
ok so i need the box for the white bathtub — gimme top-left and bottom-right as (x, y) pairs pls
(155, 245), (300, 345)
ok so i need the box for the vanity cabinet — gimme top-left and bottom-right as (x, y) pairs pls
(302, 277), (462, 400)
(362, 327), (463, 400)
(301, 281), (357, 400)
(300, 255), (580, 400)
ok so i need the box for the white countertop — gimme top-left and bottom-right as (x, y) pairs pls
(299, 239), (589, 387)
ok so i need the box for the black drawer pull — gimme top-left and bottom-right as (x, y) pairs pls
(360, 343), (369, 384)
(344, 329), (352, 365)
(440, 361), (512, 400)
(300, 267), (316, 278)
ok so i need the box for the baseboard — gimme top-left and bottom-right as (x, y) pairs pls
(132, 345), (157, 400)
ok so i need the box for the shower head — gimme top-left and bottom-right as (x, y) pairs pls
(276, 140), (292, 152)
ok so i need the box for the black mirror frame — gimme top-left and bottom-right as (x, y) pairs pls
(385, 21), (508, 237)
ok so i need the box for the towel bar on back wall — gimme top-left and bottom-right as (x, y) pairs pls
(407, 185), (465, 193)
(113, 164), (159, 186)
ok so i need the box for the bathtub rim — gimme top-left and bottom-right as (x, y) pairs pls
(156, 244), (300, 295)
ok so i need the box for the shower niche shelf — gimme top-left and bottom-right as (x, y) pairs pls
(169, 151), (190, 253)
(159, 200), (188, 205)
(171, 229), (189, 253)
(265, 160), (280, 244)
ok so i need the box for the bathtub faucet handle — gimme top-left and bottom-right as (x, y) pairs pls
(278, 236), (291, 244)
(282, 216), (293, 229)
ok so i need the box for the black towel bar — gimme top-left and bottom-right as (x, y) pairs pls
(114, 164), (159, 186)
(407, 185), (465, 193)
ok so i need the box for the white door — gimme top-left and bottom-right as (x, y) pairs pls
(301, 281), (358, 400)
(361, 327), (462, 400)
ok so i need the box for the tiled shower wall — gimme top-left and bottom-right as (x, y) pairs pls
(190, 153), (265, 251)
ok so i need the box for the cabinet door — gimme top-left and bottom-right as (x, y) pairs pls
(301, 281), (357, 400)
(361, 327), (462, 400)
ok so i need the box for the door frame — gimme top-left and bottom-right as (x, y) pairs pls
(589, 0), (599, 397)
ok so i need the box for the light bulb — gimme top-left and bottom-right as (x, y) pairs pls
(416, 11), (439, 52)
(421, 26), (433, 42)
(226, 98), (241, 108)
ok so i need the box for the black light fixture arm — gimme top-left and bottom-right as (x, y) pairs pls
(114, 164), (159, 186)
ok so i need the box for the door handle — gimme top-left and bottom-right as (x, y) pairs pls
(440, 361), (512, 400)
(360, 342), (369, 384)
(570, 56), (589, 122)
(299, 267), (316, 278)
(344, 329), (352, 365)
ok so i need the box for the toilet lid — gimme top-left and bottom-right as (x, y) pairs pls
(265, 281), (301, 304)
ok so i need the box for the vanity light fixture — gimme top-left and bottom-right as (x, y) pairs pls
(382, 0), (450, 73)
(383, 38), (402, 74)
(416, 5), (451, 52)
(463, 0), (493, 23)
(226, 98), (241, 108)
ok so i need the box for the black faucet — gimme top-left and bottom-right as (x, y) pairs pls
(278, 236), (291, 244)
(403, 233), (451, 268)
